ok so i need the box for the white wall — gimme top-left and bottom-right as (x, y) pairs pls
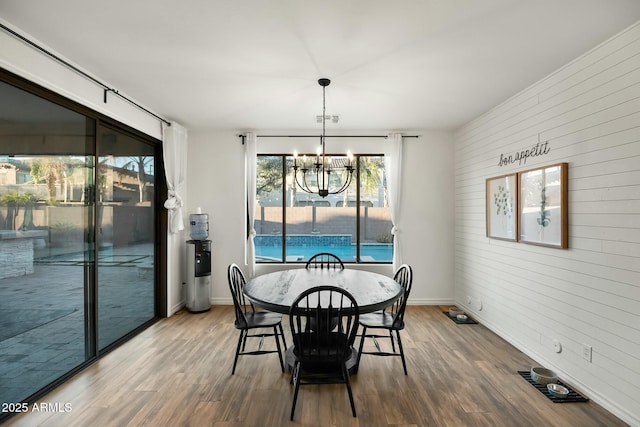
(0, 20), (190, 317)
(0, 19), (162, 139)
(184, 130), (455, 306)
(454, 22), (640, 426)
(0, 19), (457, 315)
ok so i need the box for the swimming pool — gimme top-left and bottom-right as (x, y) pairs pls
(254, 234), (393, 263)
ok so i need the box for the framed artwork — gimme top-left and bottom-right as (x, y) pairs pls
(486, 173), (517, 241)
(518, 162), (568, 248)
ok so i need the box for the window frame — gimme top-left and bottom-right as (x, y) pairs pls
(254, 152), (392, 264)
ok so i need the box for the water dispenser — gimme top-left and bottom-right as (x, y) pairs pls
(186, 239), (211, 312)
(185, 208), (211, 313)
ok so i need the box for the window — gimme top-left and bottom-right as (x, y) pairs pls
(254, 154), (393, 263)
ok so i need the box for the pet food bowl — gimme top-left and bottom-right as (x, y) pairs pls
(449, 307), (464, 317)
(456, 314), (468, 321)
(547, 383), (569, 398)
(530, 367), (558, 385)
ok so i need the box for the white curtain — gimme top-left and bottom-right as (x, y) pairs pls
(162, 122), (187, 233)
(245, 132), (258, 277)
(385, 133), (403, 271)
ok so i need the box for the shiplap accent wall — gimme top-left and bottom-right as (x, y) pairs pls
(453, 22), (640, 426)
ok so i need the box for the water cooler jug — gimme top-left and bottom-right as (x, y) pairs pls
(186, 239), (211, 312)
(189, 208), (209, 240)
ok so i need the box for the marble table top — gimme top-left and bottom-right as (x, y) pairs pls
(243, 268), (403, 314)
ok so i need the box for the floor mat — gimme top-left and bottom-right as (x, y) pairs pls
(518, 370), (589, 403)
(442, 311), (478, 324)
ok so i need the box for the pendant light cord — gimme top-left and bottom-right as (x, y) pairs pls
(321, 81), (327, 188)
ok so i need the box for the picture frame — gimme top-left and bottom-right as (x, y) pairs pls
(518, 162), (568, 248)
(486, 173), (517, 241)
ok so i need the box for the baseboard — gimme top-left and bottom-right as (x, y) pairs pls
(464, 309), (639, 427)
(406, 297), (455, 305)
(169, 300), (185, 316)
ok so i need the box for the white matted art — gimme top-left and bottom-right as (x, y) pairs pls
(518, 163), (568, 249)
(486, 173), (517, 241)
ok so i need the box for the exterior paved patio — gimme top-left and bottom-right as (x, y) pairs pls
(0, 244), (155, 406)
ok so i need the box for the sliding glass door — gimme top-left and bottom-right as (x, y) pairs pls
(97, 125), (156, 350)
(0, 72), (160, 416)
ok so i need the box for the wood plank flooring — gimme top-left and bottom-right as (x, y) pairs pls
(3, 306), (628, 427)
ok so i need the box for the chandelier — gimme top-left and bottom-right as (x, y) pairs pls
(291, 78), (355, 198)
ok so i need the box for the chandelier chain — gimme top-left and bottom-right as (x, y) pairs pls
(291, 78), (354, 198)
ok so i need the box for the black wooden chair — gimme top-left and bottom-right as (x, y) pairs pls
(288, 286), (359, 420)
(227, 263), (287, 375)
(305, 252), (344, 270)
(356, 264), (413, 375)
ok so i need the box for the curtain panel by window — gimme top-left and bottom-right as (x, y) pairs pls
(385, 133), (403, 270)
(162, 122), (187, 233)
(245, 132), (258, 277)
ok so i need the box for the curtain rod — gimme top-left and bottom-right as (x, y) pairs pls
(1, 22), (171, 127)
(238, 134), (420, 143)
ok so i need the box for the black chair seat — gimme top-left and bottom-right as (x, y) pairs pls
(227, 263), (287, 375)
(289, 286), (359, 420)
(359, 311), (404, 330)
(357, 264), (412, 375)
(292, 332), (352, 360)
(239, 311), (284, 329)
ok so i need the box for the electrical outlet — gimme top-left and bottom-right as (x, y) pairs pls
(582, 344), (592, 362)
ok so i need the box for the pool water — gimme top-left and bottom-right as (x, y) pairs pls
(255, 243), (393, 263)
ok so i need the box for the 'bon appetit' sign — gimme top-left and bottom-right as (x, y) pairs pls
(497, 141), (550, 167)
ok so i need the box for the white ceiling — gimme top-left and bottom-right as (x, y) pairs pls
(2, 0), (640, 131)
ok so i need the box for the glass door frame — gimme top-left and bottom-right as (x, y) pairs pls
(94, 120), (165, 353)
(0, 68), (167, 419)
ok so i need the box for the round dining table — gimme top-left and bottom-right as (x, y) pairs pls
(243, 267), (403, 315)
(243, 267), (403, 375)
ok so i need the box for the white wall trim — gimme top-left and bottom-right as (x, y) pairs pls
(170, 301), (185, 316)
(467, 309), (639, 427)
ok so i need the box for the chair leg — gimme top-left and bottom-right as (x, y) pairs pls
(241, 329), (249, 351)
(232, 329), (245, 375)
(278, 323), (288, 350)
(273, 326), (285, 372)
(290, 362), (301, 420)
(355, 325), (367, 373)
(396, 330), (408, 375)
(389, 329), (396, 352)
(342, 362), (357, 417)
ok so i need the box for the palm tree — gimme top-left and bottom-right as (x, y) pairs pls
(341, 156), (383, 207)
(256, 156), (284, 204)
(29, 157), (67, 203)
(0, 191), (36, 230)
(120, 156), (153, 203)
(360, 156), (383, 197)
